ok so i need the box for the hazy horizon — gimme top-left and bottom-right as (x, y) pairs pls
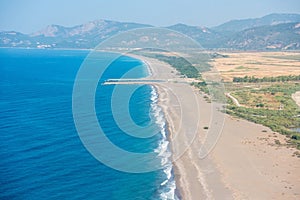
(1, 0), (300, 34)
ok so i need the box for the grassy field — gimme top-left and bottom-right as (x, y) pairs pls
(138, 49), (300, 150)
(209, 51), (300, 82)
(204, 51), (300, 150)
(225, 82), (300, 149)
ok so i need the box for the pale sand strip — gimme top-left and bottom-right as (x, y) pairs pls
(132, 55), (300, 200)
(133, 55), (232, 199)
(226, 93), (241, 107)
(212, 117), (300, 199)
(292, 91), (300, 107)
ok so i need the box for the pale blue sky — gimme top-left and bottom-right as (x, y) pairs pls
(0, 0), (299, 33)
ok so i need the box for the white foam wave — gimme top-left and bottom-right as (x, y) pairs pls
(149, 86), (179, 200)
(144, 61), (152, 77)
(160, 181), (177, 200)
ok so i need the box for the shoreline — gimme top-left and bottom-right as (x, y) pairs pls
(133, 55), (185, 199)
(133, 54), (231, 199)
(131, 54), (300, 199)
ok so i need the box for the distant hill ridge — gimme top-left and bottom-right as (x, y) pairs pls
(1, 13), (300, 50)
(212, 13), (300, 32)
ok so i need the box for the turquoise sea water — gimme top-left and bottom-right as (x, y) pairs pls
(0, 49), (178, 200)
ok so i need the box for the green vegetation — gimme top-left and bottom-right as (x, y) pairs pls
(191, 81), (207, 89)
(233, 75), (300, 83)
(154, 55), (200, 78)
(192, 53), (215, 72)
(275, 139), (281, 145)
(235, 66), (248, 70)
(135, 49), (207, 78)
(138, 49), (300, 149)
(192, 80), (226, 103)
(226, 83), (300, 149)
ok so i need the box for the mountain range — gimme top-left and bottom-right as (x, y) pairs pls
(1, 13), (300, 50)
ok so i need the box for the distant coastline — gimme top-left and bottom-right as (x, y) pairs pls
(1, 13), (300, 51)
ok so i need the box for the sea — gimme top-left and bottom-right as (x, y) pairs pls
(0, 48), (178, 200)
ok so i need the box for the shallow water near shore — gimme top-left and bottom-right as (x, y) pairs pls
(0, 48), (178, 199)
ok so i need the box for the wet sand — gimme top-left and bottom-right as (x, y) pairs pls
(133, 55), (300, 200)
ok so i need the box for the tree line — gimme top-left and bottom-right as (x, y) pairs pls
(233, 75), (300, 83)
(154, 55), (199, 78)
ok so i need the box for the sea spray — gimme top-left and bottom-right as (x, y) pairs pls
(150, 86), (180, 200)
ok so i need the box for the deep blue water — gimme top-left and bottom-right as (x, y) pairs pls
(0, 49), (177, 200)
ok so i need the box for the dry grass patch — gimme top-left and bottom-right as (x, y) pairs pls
(209, 52), (300, 82)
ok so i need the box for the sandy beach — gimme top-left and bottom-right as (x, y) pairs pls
(131, 54), (300, 200)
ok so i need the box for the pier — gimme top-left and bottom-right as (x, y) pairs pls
(103, 78), (179, 85)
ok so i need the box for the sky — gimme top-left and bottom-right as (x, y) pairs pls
(0, 0), (299, 33)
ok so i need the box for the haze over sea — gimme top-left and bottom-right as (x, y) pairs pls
(0, 48), (177, 200)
